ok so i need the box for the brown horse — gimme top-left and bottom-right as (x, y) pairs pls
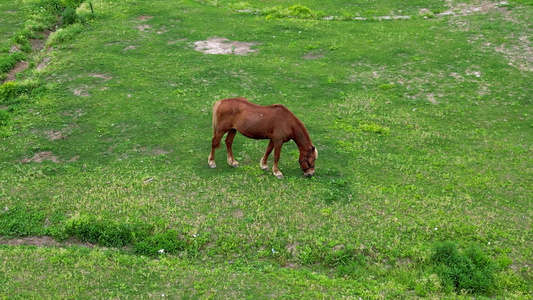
(208, 97), (317, 179)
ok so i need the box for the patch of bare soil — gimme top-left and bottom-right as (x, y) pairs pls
(73, 85), (90, 97)
(495, 35), (533, 72)
(89, 73), (112, 81)
(4, 61), (28, 82)
(2, 30), (53, 84)
(36, 56), (51, 71)
(20, 152), (79, 163)
(44, 130), (65, 141)
(438, 0), (508, 16)
(0, 236), (60, 247)
(124, 45), (136, 51)
(21, 151), (61, 163)
(138, 15), (153, 21)
(135, 24), (151, 31)
(194, 37), (259, 55)
(303, 52), (325, 60)
(0, 236), (95, 248)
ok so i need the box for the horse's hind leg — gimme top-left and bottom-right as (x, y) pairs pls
(260, 140), (274, 170)
(208, 130), (225, 168)
(225, 129), (239, 167)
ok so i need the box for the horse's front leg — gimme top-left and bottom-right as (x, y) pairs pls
(272, 141), (284, 179)
(225, 129), (239, 167)
(260, 140), (274, 170)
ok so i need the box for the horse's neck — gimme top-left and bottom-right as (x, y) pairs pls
(292, 121), (313, 152)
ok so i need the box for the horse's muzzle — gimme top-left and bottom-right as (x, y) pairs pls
(304, 169), (315, 177)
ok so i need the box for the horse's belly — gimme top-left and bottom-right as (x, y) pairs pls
(235, 114), (271, 139)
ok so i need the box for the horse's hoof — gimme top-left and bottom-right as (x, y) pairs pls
(260, 164), (268, 170)
(208, 162), (217, 168)
(231, 163), (239, 168)
(275, 174), (284, 179)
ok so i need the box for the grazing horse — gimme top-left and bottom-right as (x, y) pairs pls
(208, 97), (317, 179)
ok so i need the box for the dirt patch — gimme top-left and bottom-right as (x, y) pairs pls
(0, 236), (95, 248)
(62, 109), (84, 119)
(124, 45), (136, 51)
(438, 1), (508, 16)
(303, 52), (324, 60)
(21, 152), (79, 163)
(44, 130), (65, 141)
(233, 210), (244, 219)
(427, 93), (439, 104)
(73, 85), (90, 97)
(36, 57), (51, 71)
(194, 37), (259, 55)
(135, 24), (151, 31)
(138, 15), (153, 21)
(3, 61), (28, 82)
(2, 30), (53, 83)
(495, 35), (533, 72)
(89, 73), (112, 81)
(21, 151), (61, 163)
(0, 236), (61, 247)
(9, 45), (19, 53)
(286, 243), (299, 255)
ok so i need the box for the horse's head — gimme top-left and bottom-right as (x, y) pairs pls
(299, 146), (318, 177)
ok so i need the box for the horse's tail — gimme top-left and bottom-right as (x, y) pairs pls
(212, 100), (222, 148)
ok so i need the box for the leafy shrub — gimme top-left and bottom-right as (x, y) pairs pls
(36, 0), (65, 15)
(47, 23), (85, 46)
(0, 53), (23, 73)
(65, 215), (150, 247)
(61, 0), (84, 8)
(13, 28), (35, 50)
(287, 4), (313, 18)
(134, 229), (187, 256)
(379, 83), (396, 90)
(265, 4), (316, 19)
(0, 207), (47, 236)
(359, 122), (391, 135)
(0, 110), (11, 127)
(60, 7), (78, 26)
(0, 80), (39, 103)
(431, 241), (499, 295)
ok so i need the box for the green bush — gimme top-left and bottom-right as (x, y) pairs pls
(0, 53), (22, 73)
(265, 4), (316, 19)
(47, 23), (85, 46)
(60, 7), (78, 26)
(287, 4), (313, 18)
(65, 215), (150, 247)
(61, 0), (84, 8)
(0, 207), (47, 236)
(0, 80), (38, 103)
(0, 110), (11, 127)
(134, 229), (187, 256)
(36, 0), (65, 15)
(431, 241), (499, 295)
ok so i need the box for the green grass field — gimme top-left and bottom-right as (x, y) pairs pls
(1, 0), (532, 298)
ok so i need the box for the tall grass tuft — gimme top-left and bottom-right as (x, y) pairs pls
(431, 241), (499, 295)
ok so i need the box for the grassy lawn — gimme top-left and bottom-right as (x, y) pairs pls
(1, 0), (532, 298)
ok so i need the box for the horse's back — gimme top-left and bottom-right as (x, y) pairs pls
(213, 98), (294, 140)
